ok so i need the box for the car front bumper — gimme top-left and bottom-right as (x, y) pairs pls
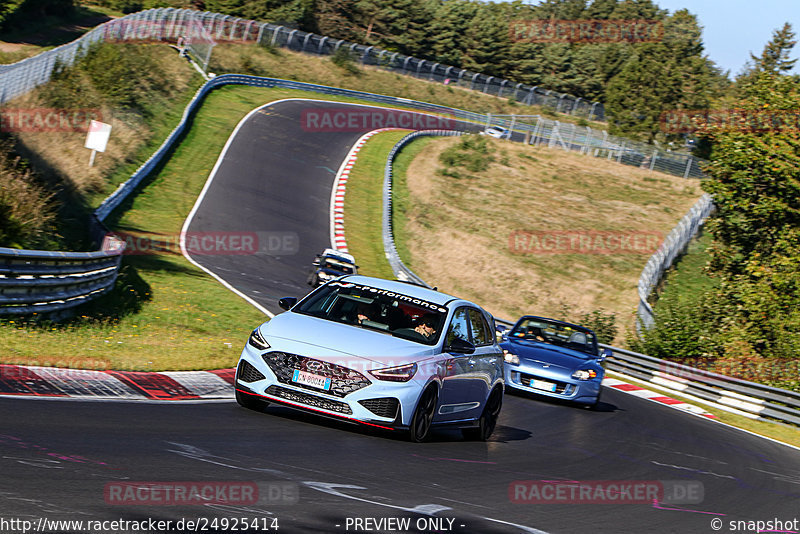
(504, 365), (602, 404)
(236, 345), (426, 427)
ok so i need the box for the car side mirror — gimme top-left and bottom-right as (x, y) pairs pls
(312, 260), (320, 266)
(598, 348), (612, 362)
(278, 297), (297, 311)
(446, 337), (475, 355)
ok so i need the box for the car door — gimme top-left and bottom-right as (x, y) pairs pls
(435, 307), (479, 422)
(466, 308), (502, 405)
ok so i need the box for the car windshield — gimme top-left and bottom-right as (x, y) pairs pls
(323, 258), (355, 274)
(509, 318), (597, 357)
(293, 281), (447, 345)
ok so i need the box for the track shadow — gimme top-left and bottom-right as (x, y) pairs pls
(506, 387), (620, 413)
(234, 401), (532, 444)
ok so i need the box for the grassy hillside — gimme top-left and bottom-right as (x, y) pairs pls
(383, 135), (702, 341)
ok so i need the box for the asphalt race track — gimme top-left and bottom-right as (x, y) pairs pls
(2, 99), (799, 533)
(181, 99), (480, 315)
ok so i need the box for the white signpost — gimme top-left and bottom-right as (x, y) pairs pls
(85, 120), (112, 167)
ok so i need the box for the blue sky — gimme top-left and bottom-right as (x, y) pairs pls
(510, 0), (800, 78)
(655, 0), (799, 77)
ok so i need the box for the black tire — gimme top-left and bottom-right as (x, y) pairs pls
(582, 389), (602, 410)
(463, 387), (503, 441)
(236, 388), (268, 411)
(408, 386), (438, 442)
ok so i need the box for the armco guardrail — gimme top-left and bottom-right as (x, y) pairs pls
(601, 344), (800, 426)
(636, 193), (714, 330)
(0, 239), (123, 316)
(382, 130), (463, 287)
(96, 73), (487, 221)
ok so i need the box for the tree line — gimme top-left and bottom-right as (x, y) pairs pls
(631, 24), (799, 388)
(83, 0), (731, 142)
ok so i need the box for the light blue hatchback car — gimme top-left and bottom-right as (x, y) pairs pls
(235, 275), (504, 441)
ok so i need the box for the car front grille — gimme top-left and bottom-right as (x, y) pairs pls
(265, 385), (352, 415)
(261, 352), (370, 397)
(519, 373), (570, 394)
(237, 360), (266, 383)
(359, 397), (400, 419)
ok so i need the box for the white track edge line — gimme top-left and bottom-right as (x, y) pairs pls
(607, 371), (800, 452)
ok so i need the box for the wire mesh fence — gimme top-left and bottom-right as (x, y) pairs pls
(0, 8), (603, 120)
(0, 9), (213, 104)
(192, 10), (605, 119)
(636, 193), (715, 331)
(485, 114), (706, 179)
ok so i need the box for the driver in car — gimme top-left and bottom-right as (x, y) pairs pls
(526, 326), (546, 342)
(414, 314), (438, 340)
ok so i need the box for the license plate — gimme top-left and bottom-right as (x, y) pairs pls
(292, 369), (331, 390)
(531, 379), (557, 393)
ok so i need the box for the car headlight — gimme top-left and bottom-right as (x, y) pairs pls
(369, 362), (417, 382)
(248, 328), (271, 350)
(572, 369), (598, 380)
(318, 271), (332, 279)
(503, 349), (519, 365)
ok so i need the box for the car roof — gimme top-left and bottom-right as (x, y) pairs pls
(338, 275), (463, 307)
(513, 315), (595, 334)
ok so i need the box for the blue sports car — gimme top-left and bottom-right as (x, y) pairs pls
(235, 275), (504, 442)
(500, 316), (610, 408)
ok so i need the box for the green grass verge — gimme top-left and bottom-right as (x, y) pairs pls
(607, 371), (800, 447)
(653, 231), (718, 310)
(342, 130), (409, 280)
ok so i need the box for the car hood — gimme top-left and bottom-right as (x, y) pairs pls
(259, 312), (435, 365)
(502, 339), (597, 370)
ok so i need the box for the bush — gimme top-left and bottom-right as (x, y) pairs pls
(577, 309), (618, 345)
(330, 47), (360, 75)
(437, 135), (494, 175)
(0, 141), (57, 249)
(40, 43), (170, 116)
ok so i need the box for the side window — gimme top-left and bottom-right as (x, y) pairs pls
(468, 309), (492, 346)
(446, 308), (470, 345)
